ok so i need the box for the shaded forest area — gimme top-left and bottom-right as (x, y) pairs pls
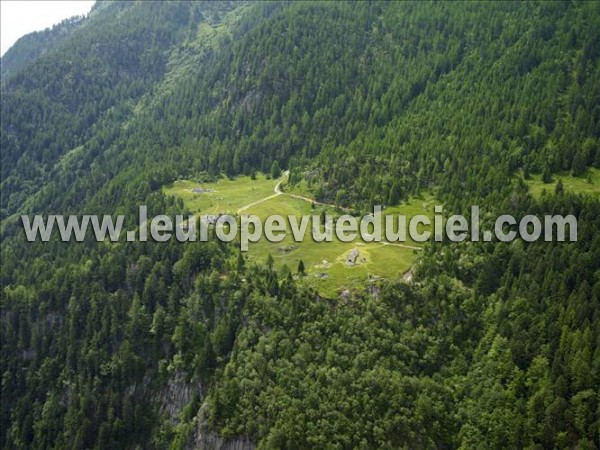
(1, 2), (599, 448)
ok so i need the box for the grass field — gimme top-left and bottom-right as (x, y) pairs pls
(524, 168), (600, 198)
(164, 174), (435, 296)
(283, 179), (316, 199)
(163, 174), (277, 214)
(241, 194), (425, 296)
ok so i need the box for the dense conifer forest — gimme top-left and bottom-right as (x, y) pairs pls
(1, 2), (599, 448)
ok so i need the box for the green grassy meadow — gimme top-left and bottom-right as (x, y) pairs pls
(524, 168), (600, 198)
(163, 174), (277, 215)
(164, 174), (435, 296)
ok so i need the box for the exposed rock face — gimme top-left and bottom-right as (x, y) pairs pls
(186, 402), (254, 450)
(188, 432), (254, 450)
(367, 283), (381, 300)
(278, 244), (298, 254)
(156, 372), (254, 449)
(346, 248), (359, 266)
(158, 371), (203, 423)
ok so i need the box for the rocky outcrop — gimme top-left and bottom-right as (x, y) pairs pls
(186, 402), (254, 450)
(188, 432), (254, 450)
(158, 371), (203, 423)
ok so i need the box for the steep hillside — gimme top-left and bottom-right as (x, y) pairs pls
(1, 15), (83, 80)
(1, 2), (598, 449)
(3, 2), (599, 221)
(0, 1), (239, 219)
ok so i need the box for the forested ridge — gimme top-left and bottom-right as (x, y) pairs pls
(1, 2), (599, 449)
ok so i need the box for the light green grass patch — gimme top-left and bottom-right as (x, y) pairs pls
(163, 174), (277, 215)
(283, 179), (315, 199)
(525, 168), (600, 198)
(164, 174), (434, 296)
(242, 194), (428, 296)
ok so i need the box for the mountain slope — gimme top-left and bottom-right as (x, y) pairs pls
(0, 1), (239, 219)
(0, 2), (599, 449)
(1, 15), (84, 80)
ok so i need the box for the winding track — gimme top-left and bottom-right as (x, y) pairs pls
(238, 170), (350, 213)
(236, 172), (288, 215)
(236, 171), (421, 251)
